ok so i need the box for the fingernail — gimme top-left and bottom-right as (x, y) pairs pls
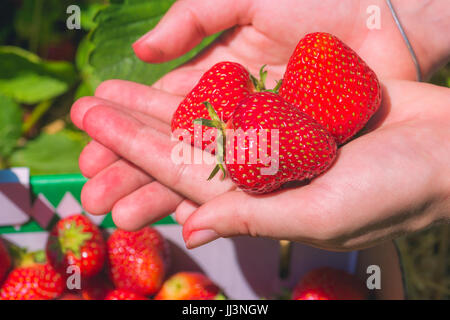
(175, 201), (198, 225)
(186, 230), (220, 249)
(132, 30), (154, 48)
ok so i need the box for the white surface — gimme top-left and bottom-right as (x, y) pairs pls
(56, 192), (83, 219)
(0, 191), (29, 226)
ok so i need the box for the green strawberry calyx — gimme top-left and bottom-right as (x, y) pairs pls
(193, 101), (228, 181)
(8, 243), (46, 268)
(214, 293), (227, 300)
(250, 65), (282, 93)
(56, 221), (93, 259)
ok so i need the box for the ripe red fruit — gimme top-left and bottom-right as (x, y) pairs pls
(0, 263), (64, 300)
(104, 289), (148, 300)
(198, 92), (337, 194)
(292, 267), (368, 300)
(131, 226), (171, 267)
(0, 238), (11, 284)
(107, 227), (167, 296)
(58, 293), (83, 300)
(171, 61), (253, 151)
(279, 32), (381, 145)
(46, 214), (106, 278)
(80, 273), (113, 300)
(155, 272), (223, 300)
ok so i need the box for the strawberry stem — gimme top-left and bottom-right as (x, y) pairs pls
(194, 102), (227, 180)
(250, 65), (283, 93)
(250, 65), (268, 92)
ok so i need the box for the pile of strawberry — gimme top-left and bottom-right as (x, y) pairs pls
(172, 32), (381, 193)
(0, 214), (224, 300)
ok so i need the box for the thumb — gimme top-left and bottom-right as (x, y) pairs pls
(132, 0), (253, 63)
(181, 188), (330, 249)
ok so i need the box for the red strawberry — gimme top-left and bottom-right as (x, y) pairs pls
(80, 273), (113, 300)
(130, 226), (171, 267)
(279, 32), (381, 145)
(46, 214), (106, 278)
(198, 92), (337, 194)
(58, 293), (83, 300)
(0, 238), (11, 284)
(171, 61), (253, 151)
(0, 250), (65, 301)
(292, 267), (368, 300)
(107, 227), (167, 296)
(104, 289), (148, 300)
(155, 272), (223, 300)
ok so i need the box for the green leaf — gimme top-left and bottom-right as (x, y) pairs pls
(87, 0), (221, 87)
(0, 94), (22, 158)
(80, 3), (107, 31)
(74, 81), (95, 100)
(0, 46), (76, 104)
(9, 130), (89, 175)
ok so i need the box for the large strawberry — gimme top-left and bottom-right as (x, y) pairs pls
(107, 227), (167, 296)
(133, 226), (171, 268)
(292, 267), (368, 300)
(155, 272), (224, 300)
(0, 238), (11, 284)
(104, 289), (148, 300)
(80, 273), (113, 300)
(46, 214), (106, 278)
(279, 32), (381, 145)
(171, 61), (253, 151)
(198, 92), (337, 194)
(0, 248), (64, 300)
(58, 293), (83, 300)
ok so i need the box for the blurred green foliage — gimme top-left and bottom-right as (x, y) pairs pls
(0, 0), (219, 174)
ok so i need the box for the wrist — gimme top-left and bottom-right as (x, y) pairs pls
(390, 0), (450, 80)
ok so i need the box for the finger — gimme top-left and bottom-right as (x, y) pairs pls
(181, 188), (328, 249)
(82, 105), (235, 203)
(71, 96), (114, 130)
(81, 159), (153, 215)
(174, 199), (199, 225)
(111, 181), (184, 231)
(152, 68), (206, 96)
(72, 95), (171, 134)
(79, 140), (119, 178)
(75, 96), (171, 178)
(94, 80), (183, 123)
(132, 0), (253, 62)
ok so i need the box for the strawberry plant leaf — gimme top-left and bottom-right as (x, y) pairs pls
(0, 46), (76, 104)
(9, 130), (89, 175)
(75, 37), (98, 98)
(0, 94), (22, 158)
(86, 0), (220, 87)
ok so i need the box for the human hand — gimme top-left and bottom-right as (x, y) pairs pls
(71, 0), (450, 246)
(72, 79), (450, 250)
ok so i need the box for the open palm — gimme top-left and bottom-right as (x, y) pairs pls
(71, 0), (450, 250)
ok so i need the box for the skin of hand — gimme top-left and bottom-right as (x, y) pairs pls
(72, 79), (450, 250)
(70, 0), (450, 249)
